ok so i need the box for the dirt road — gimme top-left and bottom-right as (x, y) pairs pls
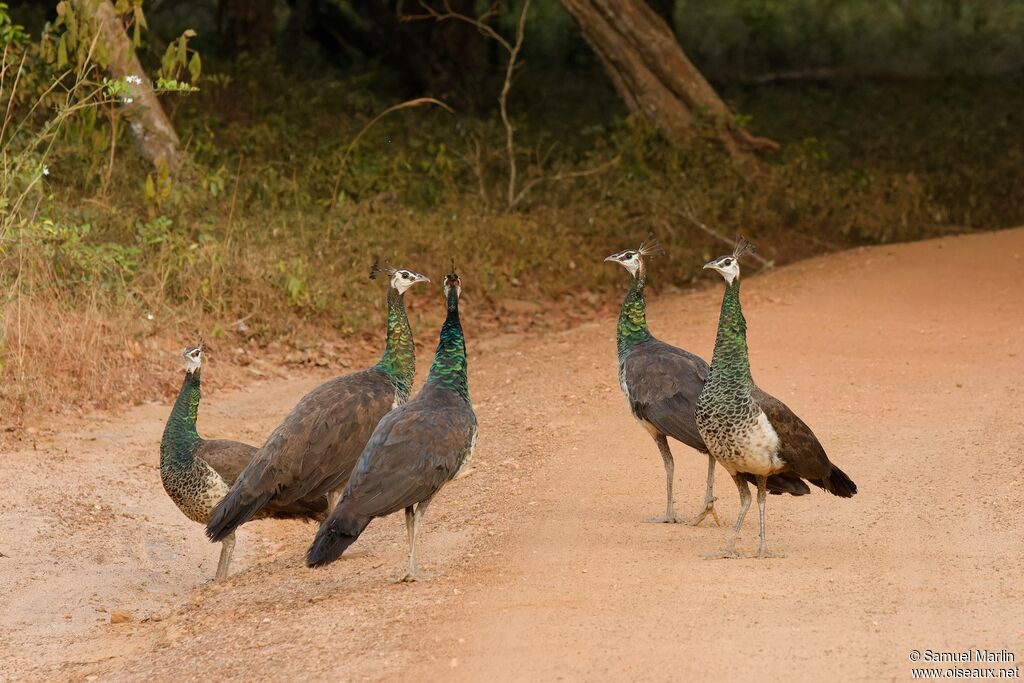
(2, 229), (1022, 681)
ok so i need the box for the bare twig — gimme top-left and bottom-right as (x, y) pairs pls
(465, 133), (489, 204)
(509, 154), (621, 209)
(671, 202), (775, 271)
(405, 0), (530, 210)
(328, 97), (453, 210)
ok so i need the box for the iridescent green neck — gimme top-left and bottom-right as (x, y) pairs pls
(709, 279), (753, 389)
(616, 274), (652, 359)
(425, 288), (469, 402)
(161, 369), (202, 470)
(373, 287), (416, 397)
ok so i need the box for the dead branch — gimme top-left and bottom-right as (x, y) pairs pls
(329, 96), (453, 210)
(405, 0), (530, 210)
(671, 202), (775, 271)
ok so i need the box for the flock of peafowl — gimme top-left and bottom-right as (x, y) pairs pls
(159, 240), (856, 583)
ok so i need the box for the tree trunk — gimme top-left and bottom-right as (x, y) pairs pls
(646, 0), (675, 30)
(561, 0), (777, 157)
(88, 0), (182, 171)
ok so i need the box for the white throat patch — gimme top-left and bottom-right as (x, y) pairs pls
(183, 351), (201, 373)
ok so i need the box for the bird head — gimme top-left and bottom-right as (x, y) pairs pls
(181, 339), (203, 374)
(604, 239), (662, 279)
(443, 266), (462, 300)
(703, 237), (754, 285)
(370, 259), (430, 294)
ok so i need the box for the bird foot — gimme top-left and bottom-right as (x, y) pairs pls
(703, 544), (741, 560)
(645, 512), (686, 524)
(688, 498), (721, 527)
(752, 544), (785, 559)
(397, 569), (430, 583)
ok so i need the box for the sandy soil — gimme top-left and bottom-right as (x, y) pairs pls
(2, 229), (1022, 682)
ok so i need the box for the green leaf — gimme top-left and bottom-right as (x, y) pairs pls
(133, 5), (147, 31)
(188, 52), (201, 82)
(176, 37), (186, 67)
(56, 34), (67, 68)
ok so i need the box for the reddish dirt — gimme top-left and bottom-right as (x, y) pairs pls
(2, 229), (1022, 681)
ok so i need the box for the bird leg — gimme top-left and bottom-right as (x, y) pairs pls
(215, 532), (236, 581)
(646, 435), (685, 523)
(399, 495), (435, 582)
(689, 453), (721, 527)
(704, 473), (751, 559)
(753, 476), (784, 558)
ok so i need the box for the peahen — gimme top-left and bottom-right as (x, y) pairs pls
(160, 341), (327, 581)
(696, 238), (857, 558)
(306, 269), (478, 582)
(206, 263), (430, 545)
(605, 241), (809, 526)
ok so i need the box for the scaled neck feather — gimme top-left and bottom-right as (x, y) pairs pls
(160, 369), (203, 470)
(425, 287), (469, 402)
(374, 286), (416, 397)
(709, 278), (753, 389)
(616, 273), (652, 359)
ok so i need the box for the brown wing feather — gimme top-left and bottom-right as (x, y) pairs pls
(752, 388), (832, 480)
(206, 369), (397, 540)
(195, 439), (256, 484)
(753, 388), (857, 497)
(196, 439), (328, 520)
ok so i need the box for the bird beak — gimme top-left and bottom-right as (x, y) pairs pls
(415, 273), (431, 283)
(604, 254), (618, 263)
(703, 260), (716, 270)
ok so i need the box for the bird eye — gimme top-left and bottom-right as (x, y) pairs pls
(402, 272), (410, 279)
(624, 252), (635, 258)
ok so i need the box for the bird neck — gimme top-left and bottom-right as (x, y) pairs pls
(709, 278), (753, 389)
(160, 369), (203, 470)
(616, 274), (652, 359)
(425, 288), (469, 402)
(374, 286), (416, 397)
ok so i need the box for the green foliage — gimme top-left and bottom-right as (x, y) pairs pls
(4, 1), (1024, 417)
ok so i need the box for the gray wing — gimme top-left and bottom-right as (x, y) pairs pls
(206, 369), (397, 540)
(622, 340), (709, 452)
(195, 439), (256, 484)
(338, 400), (478, 520)
(244, 370), (399, 501)
(753, 388), (857, 497)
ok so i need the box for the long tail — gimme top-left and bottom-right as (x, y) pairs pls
(744, 472), (811, 496)
(812, 465), (857, 498)
(306, 514), (372, 568)
(206, 488), (274, 542)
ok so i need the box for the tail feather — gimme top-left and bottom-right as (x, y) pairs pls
(812, 465), (857, 498)
(745, 472), (811, 496)
(206, 489), (274, 542)
(263, 495), (329, 522)
(306, 515), (371, 568)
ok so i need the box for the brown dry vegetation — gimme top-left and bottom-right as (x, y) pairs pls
(3, 3), (1024, 429)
